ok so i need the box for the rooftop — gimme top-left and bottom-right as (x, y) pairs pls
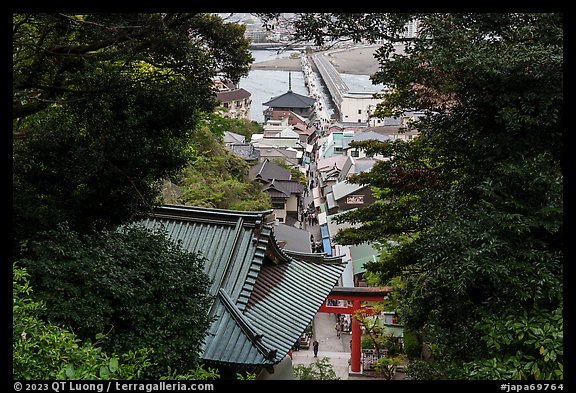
(263, 91), (316, 109)
(139, 205), (346, 369)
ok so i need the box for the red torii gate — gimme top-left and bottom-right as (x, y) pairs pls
(317, 286), (391, 373)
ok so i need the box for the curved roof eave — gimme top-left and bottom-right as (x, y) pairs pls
(139, 205), (346, 368)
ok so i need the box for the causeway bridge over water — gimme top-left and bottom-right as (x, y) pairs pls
(310, 52), (350, 109)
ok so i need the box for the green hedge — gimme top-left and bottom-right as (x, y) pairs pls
(403, 329), (421, 360)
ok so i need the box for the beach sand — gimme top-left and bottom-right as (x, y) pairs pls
(250, 54), (303, 72)
(323, 46), (380, 75)
(251, 46), (380, 76)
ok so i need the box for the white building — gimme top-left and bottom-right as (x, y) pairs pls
(213, 78), (252, 120)
(339, 91), (387, 126)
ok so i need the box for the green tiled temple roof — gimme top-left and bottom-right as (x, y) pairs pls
(139, 205), (346, 367)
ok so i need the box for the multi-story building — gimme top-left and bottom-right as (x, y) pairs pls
(213, 77), (252, 120)
(249, 159), (304, 223)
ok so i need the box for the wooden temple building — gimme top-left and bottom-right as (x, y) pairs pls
(140, 205), (347, 379)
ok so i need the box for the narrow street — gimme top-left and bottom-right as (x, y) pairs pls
(289, 159), (380, 380)
(289, 161), (406, 380)
(299, 160), (321, 248)
(291, 312), (352, 379)
(280, 68), (402, 380)
(291, 312), (405, 380)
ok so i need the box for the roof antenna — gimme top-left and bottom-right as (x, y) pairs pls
(288, 71), (292, 92)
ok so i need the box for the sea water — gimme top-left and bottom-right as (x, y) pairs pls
(240, 50), (381, 125)
(239, 68), (309, 125)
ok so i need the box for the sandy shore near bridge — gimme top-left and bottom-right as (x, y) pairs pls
(251, 45), (380, 76)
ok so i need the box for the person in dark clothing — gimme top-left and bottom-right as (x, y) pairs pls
(293, 338), (301, 351)
(312, 340), (319, 357)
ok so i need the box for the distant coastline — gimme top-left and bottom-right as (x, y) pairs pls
(251, 46), (380, 76)
(250, 56), (302, 72)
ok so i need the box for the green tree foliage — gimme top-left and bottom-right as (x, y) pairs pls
(12, 14), (260, 381)
(13, 13), (254, 248)
(14, 262), (231, 380)
(20, 225), (214, 379)
(353, 305), (403, 362)
(293, 357), (339, 380)
(331, 137), (450, 247)
(171, 119), (271, 211)
(207, 115), (263, 142)
(269, 13), (563, 379)
(235, 371), (257, 380)
(353, 306), (387, 358)
(464, 307), (563, 380)
(159, 366), (221, 381)
(13, 262), (154, 380)
(402, 329), (421, 361)
(373, 355), (405, 381)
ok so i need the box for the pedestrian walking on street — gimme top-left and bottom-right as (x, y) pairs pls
(293, 338), (301, 352)
(313, 340), (319, 357)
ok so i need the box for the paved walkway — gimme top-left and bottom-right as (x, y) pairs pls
(285, 160), (322, 250)
(291, 312), (407, 380)
(291, 312), (385, 380)
(287, 160), (357, 379)
(287, 158), (406, 381)
(291, 312), (353, 380)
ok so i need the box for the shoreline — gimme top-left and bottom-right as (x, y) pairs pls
(250, 57), (302, 72)
(251, 46), (380, 76)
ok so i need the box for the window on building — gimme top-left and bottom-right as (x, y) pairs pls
(272, 201), (285, 210)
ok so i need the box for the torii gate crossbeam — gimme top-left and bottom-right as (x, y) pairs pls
(317, 286), (391, 373)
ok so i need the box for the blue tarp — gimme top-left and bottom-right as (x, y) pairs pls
(322, 238), (332, 256)
(320, 224), (331, 256)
